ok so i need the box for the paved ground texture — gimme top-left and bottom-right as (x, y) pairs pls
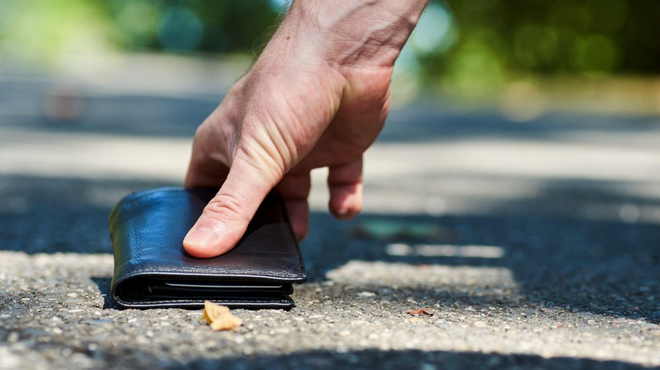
(0, 75), (659, 369)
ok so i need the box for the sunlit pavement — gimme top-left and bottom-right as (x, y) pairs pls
(0, 76), (659, 369)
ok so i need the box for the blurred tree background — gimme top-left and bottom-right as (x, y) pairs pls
(1, 0), (659, 104)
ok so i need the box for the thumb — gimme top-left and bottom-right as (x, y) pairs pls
(183, 156), (280, 258)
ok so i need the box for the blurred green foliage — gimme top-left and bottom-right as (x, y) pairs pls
(0, 0), (658, 96)
(109, 0), (280, 53)
(392, 0), (660, 97)
(0, 0), (281, 60)
(428, 0), (660, 96)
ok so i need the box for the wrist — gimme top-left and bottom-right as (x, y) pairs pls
(249, 0), (428, 101)
(279, 0), (429, 69)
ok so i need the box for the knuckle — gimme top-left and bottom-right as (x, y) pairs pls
(237, 141), (286, 184)
(203, 194), (247, 224)
(239, 114), (297, 173)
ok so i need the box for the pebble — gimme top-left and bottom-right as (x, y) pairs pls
(473, 321), (488, 328)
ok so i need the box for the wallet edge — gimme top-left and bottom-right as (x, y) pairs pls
(109, 187), (307, 310)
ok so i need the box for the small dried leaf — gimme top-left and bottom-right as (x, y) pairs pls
(203, 301), (242, 331)
(406, 308), (434, 317)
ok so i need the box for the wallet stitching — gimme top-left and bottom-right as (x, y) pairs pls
(117, 270), (305, 284)
(120, 298), (293, 304)
(115, 299), (294, 308)
(113, 290), (294, 308)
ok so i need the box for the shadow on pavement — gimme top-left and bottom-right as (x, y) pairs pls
(175, 348), (651, 370)
(0, 175), (175, 254)
(1, 174), (658, 323)
(2, 85), (660, 144)
(303, 213), (659, 324)
(90, 277), (120, 310)
(381, 107), (660, 144)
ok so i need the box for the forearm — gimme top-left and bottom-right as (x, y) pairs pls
(266, 0), (430, 69)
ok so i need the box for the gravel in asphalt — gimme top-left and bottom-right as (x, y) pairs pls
(0, 176), (659, 370)
(1, 81), (659, 369)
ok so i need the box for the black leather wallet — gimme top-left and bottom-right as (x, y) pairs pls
(109, 187), (306, 309)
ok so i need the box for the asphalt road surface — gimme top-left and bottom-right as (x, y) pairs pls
(0, 76), (659, 369)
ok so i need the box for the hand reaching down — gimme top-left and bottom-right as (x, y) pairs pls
(183, 0), (429, 258)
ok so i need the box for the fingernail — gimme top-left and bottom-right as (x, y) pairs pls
(184, 227), (219, 247)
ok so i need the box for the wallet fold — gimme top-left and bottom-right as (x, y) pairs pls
(109, 187), (306, 309)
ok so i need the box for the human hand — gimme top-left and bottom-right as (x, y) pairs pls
(183, 0), (428, 258)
